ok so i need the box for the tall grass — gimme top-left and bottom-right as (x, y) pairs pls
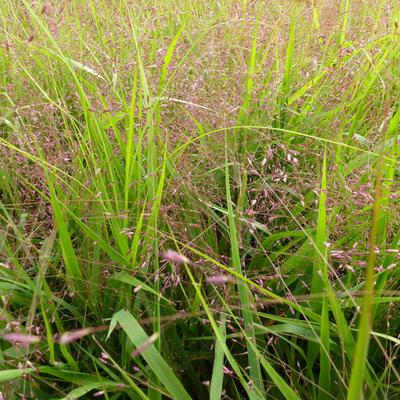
(0, 0), (399, 399)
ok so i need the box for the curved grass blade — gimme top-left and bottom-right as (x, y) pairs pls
(114, 309), (192, 400)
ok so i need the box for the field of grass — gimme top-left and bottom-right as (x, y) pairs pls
(0, 0), (399, 399)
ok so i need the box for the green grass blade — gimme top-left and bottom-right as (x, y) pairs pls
(210, 314), (226, 400)
(0, 368), (35, 382)
(346, 146), (385, 400)
(339, 0), (350, 45)
(279, 6), (296, 128)
(47, 173), (82, 285)
(159, 18), (187, 89)
(224, 141), (264, 399)
(115, 309), (192, 400)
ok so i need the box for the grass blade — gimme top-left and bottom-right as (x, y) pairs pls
(224, 140), (264, 399)
(210, 314), (226, 400)
(115, 309), (192, 400)
(346, 122), (389, 400)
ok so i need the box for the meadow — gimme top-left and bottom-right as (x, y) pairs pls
(0, 0), (399, 399)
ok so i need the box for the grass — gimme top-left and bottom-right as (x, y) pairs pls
(0, 0), (399, 399)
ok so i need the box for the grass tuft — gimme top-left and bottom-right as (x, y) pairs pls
(1, 0), (399, 399)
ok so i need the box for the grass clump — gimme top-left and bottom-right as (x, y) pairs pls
(0, 0), (399, 399)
